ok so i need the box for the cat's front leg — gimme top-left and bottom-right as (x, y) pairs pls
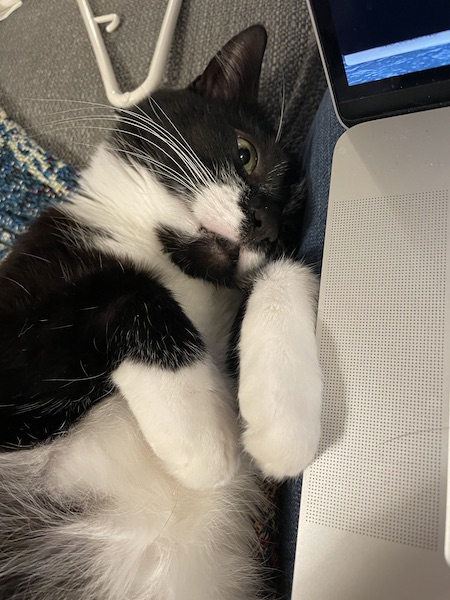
(238, 259), (322, 479)
(113, 356), (240, 490)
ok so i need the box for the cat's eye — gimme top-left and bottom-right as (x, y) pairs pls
(237, 137), (258, 174)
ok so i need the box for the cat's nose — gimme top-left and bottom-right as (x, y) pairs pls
(248, 206), (280, 243)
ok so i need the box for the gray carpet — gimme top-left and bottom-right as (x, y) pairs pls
(0, 0), (326, 167)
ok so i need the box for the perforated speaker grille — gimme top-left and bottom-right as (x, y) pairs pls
(305, 190), (447, 551)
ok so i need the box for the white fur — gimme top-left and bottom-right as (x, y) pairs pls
(239, 259), (323, 478)
(46, 397), (264, 600)
(192, 177), (245, 243)
(112, 359), (240, 490)
(64, 146), (198, 268)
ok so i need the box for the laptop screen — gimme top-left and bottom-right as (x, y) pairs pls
(309, 0), (450, 126)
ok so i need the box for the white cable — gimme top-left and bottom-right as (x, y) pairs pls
(76, 0), (183, 109)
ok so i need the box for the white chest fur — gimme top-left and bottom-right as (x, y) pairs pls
(167, 274), (243, 362)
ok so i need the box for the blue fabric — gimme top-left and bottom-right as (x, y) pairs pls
(300, 90), (345, 272)
(0, 107), (78, 259)
(278, 90), (344, 599)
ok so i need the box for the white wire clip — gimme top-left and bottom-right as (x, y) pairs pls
(92, 13), (120, 34)
(76, 0), (183, 109)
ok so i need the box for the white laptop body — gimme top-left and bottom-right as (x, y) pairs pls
(292, 2), (450, 598)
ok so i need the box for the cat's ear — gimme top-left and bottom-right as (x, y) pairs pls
(189, 25), (267, 105)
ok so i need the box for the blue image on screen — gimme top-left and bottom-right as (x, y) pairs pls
(344, 31), (450, 86)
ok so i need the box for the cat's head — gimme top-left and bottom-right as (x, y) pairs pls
(112, 25), (303, 286)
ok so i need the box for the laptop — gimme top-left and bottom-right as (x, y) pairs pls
(292, 2), (450, 599)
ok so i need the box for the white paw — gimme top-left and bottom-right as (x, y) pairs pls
(240, 368), (322, 479)
(113, 360), (240, 490)
(239, 259), (322, 479)
(163, 417), (240, 490)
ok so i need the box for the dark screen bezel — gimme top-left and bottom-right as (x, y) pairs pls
(309, 0), (450, 126)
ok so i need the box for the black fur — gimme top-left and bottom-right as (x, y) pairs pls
(0, 209), (204, 448)
(158, 225), (240, 287)
(0, 49), (305, 451)
(0, 26), (305, 442)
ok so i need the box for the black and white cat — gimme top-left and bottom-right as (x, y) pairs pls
(0, 25), (321, 600)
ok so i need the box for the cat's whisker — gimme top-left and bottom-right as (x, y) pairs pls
(32, 121), (201, 193)
(20, 252), (52, 263)
(32, 103), (211, 191)
(84, 110), (211, 188)
(122, 122), (205, 186)
(13, 95), (124, 111)
(128, 114), (211, 187)
(17, 96), (172, 129)
(37, 105), (115, 119)
(30, 116), (118, 138)
(275, 71), (286, 144)
(266, 160), (289, 183)
(113, 154), (200, 195)
(1, 276), (32, 296)
(143, 107), (210, 186)
(33, 113), (121, 133)
(147, 97), (212, 185)
(42, 371), (108, 383)
(113, 142), (202, 194)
